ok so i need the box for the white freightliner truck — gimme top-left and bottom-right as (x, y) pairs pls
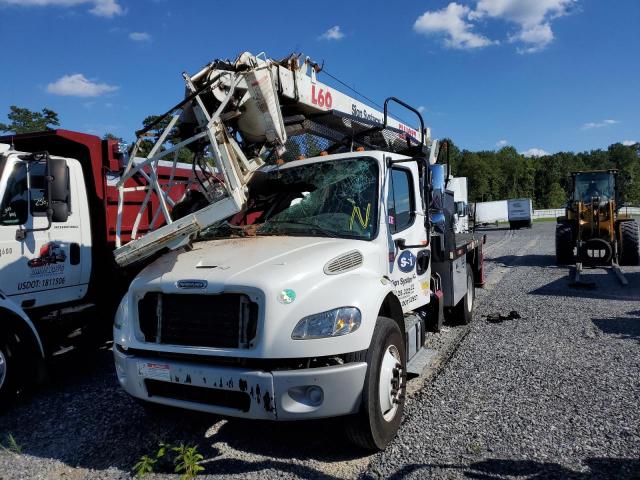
(111, 52), (485, 450)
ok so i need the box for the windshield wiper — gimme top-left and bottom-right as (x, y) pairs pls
(261, 219), (339, 238)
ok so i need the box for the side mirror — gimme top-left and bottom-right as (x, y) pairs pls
(416, 249), (430, 275)
(49, 158), (69, 222)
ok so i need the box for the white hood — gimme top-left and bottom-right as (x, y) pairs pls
(132, 235), (366, 294)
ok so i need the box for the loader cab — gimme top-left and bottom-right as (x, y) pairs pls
(572, 170), (617, 204)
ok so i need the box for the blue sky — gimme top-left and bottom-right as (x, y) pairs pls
(0, 0), (638, 156)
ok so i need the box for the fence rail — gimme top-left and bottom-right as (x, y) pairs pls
(532, 207), (640, 218)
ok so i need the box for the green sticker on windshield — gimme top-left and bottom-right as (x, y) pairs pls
(278, 289), (296, 304)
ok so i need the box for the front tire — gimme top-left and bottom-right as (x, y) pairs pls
(346, 317), (406, 451)
(619, 220), (640, 266)
(0, 326), (29, 408)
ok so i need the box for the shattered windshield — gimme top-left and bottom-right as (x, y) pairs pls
(197, 157), (379, 241)
(574, 172), (615, 202)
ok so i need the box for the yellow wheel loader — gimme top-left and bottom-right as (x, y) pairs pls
(556, 170), (639, 267)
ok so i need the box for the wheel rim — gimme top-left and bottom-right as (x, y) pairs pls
(0, 349), (6, 390)
(378, 344), (402, 422)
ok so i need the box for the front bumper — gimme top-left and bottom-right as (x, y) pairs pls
(114, 346), (367, 420)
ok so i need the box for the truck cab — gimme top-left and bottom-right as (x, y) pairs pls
(0, 148), (91, 309)
(110, 51), (484, 450)
(0, 130), (195, 406)
(114, 148), (482, 449)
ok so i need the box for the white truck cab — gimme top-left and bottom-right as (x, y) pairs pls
(114, 149), (481, 449)
(0, 131), (195, 406)
(0, 149), (92, 309)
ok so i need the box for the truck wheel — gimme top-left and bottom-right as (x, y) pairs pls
(555, 223), (574, 265)
(452, 264), (474, 325)
(619, 220), (640, 266)
(345, 317), (406, 451)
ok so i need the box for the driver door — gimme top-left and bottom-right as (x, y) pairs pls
(386, 163), (431, 312)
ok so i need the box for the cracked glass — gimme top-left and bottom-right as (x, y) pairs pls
(198, 157), (379, 241)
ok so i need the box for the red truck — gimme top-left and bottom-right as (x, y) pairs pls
(0, 129), (193, 405)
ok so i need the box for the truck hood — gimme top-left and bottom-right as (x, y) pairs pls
(133, 235), (369, 293)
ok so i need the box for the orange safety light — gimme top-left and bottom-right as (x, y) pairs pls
(320, 151), (328, 156)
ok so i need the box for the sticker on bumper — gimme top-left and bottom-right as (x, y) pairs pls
(138, 362), (171, 382)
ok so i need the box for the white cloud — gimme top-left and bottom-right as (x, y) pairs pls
(47, 74), (118, 97)
(0, 0), (123, 17)
(509, 22), (554, 53)
(417, 106), (426, 113)
(129, 32), (151, 42)
(414, 0), (573, 53)
(319, 26), (344, 41)
(622, 140), (637, 146)
(472, 0), (574, 53)
(521, 148), (548, 157)
(414, 3), (496, 50)
(496, 139), (508, 147)
(582, 119), (619, 130)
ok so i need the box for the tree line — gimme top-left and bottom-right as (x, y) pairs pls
(1, 105), (638, 208)
(443, 140), (639, 208)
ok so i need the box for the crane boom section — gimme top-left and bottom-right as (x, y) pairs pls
(113, 52), (430, 267)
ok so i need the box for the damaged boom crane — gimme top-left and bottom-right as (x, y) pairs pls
(113, 52), (424, 266)
(113, 51), (485, 450)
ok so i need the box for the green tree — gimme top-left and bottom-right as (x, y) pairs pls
(0, 105), (60, 134)
(103, 132), (124, 142)
(133, 114), (194, 163)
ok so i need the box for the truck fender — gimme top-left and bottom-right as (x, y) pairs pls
(0, 294), (45, 359)
(376, 291), (405, 337)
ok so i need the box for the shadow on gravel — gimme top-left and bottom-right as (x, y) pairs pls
(531, 271), (640, 302)
(369, 457), (640, 479)
(0, 345), (366, 478)
(473, 226), (510, 232)
(593, 310), (640, 343)
(486, 254), (556, 268)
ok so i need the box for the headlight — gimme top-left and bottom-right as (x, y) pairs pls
(291, 307), (361, 340)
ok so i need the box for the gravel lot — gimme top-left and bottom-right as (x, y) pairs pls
(1, 222), (638, 479)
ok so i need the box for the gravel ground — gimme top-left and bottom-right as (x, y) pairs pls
(1, 222), (638, 479)
(367, 222), (640, 479)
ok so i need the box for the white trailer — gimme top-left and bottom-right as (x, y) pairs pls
(474, 200), (509, 226)
(507, 198), (533, 229)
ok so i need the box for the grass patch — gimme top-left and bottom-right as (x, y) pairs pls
(1, 433), (22, 454)
(133, 442), (205, 479)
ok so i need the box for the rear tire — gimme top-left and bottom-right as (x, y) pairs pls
(555, 223), (574, 265)
(619, 220), (640, 266)
(452, 264), (474, 325)
(345, 317), (406, 451)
